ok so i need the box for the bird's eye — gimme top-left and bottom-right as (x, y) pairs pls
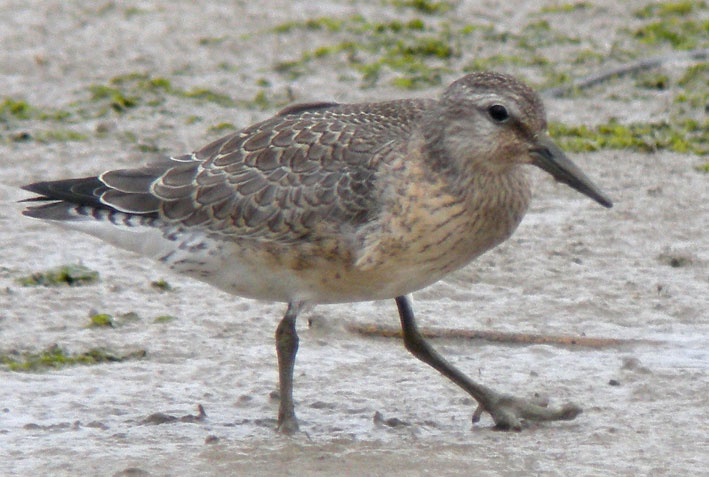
(488, 104), (509, 123)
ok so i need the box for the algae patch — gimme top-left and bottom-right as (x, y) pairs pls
(207, 122), (237, 133)
(549, 119), (708, 154)
(153, 315), (177, 324)
(675, 62), (709, 109)
(1, 97), (84, 143)
(0, 98), (71, 122)
(150, 279), (173, 292)
(18, 264), (99, 287)
(1, 345), (145, 372)
(634, 0), (706, 19)
(89, 313), (114, 328)
(538, 2), (591, 14)
(84, 72), (237, 117)
(273, 16), (457, 88)
(633, 17), (709, 50)
(87, 311), (169, 327)
(391, 0), (453, 14)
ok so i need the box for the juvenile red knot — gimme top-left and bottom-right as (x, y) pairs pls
(22, 72), (612, 433)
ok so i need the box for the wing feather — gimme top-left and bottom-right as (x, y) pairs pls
(23, 98), (435, 245)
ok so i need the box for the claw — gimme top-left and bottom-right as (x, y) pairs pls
(472, 393), (583, 430)
(472, 404), (484, 423)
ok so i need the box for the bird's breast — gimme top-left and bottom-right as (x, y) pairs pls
(355, 160), (532, 284)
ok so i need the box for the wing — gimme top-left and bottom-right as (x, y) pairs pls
(23, 98), (435, 245)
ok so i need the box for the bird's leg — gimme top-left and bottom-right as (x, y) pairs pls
(395, 296), (582, 430)
(275, 302), (301, 434)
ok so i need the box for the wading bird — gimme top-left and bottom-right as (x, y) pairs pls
(22, 72), (612, 433)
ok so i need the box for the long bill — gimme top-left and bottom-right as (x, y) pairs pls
(530, 134), (613, 208)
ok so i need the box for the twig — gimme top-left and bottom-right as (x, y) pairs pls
(346, 323), (658, 348)
(543, 47), (709, 97)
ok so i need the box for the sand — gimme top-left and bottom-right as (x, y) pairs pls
(1, 1), (707, 475)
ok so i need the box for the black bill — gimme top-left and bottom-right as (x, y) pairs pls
(530, 135), (613, 208)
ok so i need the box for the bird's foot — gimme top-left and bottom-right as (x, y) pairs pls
(276, 413), (300, 435)
(472, 392), (582, 431)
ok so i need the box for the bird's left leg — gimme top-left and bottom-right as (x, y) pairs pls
(395, 295), (581, 430)
(275, 301), (302, 434)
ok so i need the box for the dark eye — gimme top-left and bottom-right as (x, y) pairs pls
(488, 104), (509, 123)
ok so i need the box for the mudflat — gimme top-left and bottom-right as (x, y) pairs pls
(1, 1), (707, 475)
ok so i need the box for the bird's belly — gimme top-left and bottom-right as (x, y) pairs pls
(159, 216), (514, 305)
(161, 242), (425, 304)
(171, 255), (449, 304)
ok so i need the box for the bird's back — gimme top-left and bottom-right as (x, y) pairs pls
(25, 98), (433, 240)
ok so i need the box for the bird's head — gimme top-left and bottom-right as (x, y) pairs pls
(423, 72), (612, 208)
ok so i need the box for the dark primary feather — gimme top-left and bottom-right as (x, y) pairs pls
(22, 177), (106, 208)
(23, 98), (434, 242)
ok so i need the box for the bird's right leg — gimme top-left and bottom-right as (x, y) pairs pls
(395, 295), (582, 430)
(275, 302), (301, 434)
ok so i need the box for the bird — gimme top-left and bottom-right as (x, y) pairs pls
(21, 71), (612, 433)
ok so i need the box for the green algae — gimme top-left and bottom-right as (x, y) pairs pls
(392, 0), (453, 14)
(150, 279), (173, 292)
(634, 0), (705, 18)
(18, 265), (99, 287)
(0, 98), (72, 122)
(538, 2), (591, 14)
(633, 18), (709, 50)
(87, 73), (236, 114)
(89, 313), (114, 328)
(1, 344), (145, 372)
(549, 119), (708, 155)
(273, 16), (456, 88)
(153, 315), (177, 324)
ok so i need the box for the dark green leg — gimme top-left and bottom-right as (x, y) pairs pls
(275, 302), (300, 434)
(395, 295), (581, 430)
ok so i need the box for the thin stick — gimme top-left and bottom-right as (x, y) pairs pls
(346, 323), (658, 348)
(543, 47), (709, 98)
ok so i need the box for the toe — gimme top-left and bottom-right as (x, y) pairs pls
(474, 393), (583, 430)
